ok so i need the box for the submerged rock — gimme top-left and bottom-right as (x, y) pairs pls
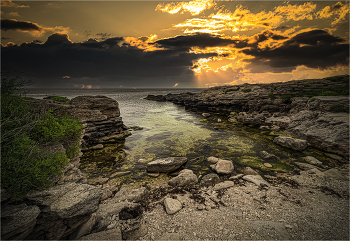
(273, 136), (308, 151)
(146, 157), (187, 173)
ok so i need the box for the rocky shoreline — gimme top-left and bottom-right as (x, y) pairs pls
(2, 77), (349, 240)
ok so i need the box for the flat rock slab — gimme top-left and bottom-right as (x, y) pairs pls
(211, 159), (234, 174)
(168, 169), (198, 187)
(294, 162), (324, 171)
(243, 175), (271, 188)
(164, 198), (182, 215)
(213, 181), (234, 191)
(79, 227), (122, 240)
(273, 136), (308, 151)
(251, 221), (291, 240)
(261, 151), (277, 159)
(200, 173), (220, 187)
(305, 156), (322, 166)
(110, 187), (148, 203)
(147, 157), (187, 173)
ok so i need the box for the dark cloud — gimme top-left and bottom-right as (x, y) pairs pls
(154, 33), (237, 50)
(1, 19), (41, 31)
(1, 33), (216, 88)
(283, 29), (344, 46)
(242, 29), (349, 70)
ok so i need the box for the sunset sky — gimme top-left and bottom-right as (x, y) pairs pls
(1, 0), (349, 88)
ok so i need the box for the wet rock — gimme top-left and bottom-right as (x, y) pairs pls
(164, 198), (182, 214)
(210, 159), (234, 174)
(294, 162), (324, 171)
(264, 163), (273, 168)
(324, 153), (343, 161)
(228, 117), (237, 122)
(1, 203), (41, 240)
(202, 113), (210, 117)
(305, 156), (322, 166)
(90, 144), (103, 150)
(265, 116), (291, 129)
(243, 167), (259, 175)
(243, 175), (271, 188)
(80, 227), (122, 240)
(107, 187), (149, 204)
(207, 156), (220, 163)
(110, 171), (131, 178)
(273, 136), (308, 151)
(144, 94), (166, 102)
(41, 184), (103, 219)
(213, 181), (234, 191)
(147, 172), (160, 177)
(200, 173), (220, 187)
(146, 157), (187, 173)
(261, 151), (277, 159)
(168, 169), (198, 187)
(229, 174), (244, 180)
(88, 177), (109, 185)
(259, 126), (270, 130)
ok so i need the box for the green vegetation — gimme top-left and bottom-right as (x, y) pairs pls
(1, 76), (82, 201)
(310, 98), (315, 102)
(304, 84), (310, 87)
(330, 104), (349, 113)
(243, 89), (251, 93)
(280, 94), (292, 101)
(274, 85), (278, 90)
(269, 91), (275, 99)
(297, 87), (349, 97)
(23, 97), (35, 100)
(326, 76), (338, 82)
(49, 96), (70, 102)
(225, 87), (240, 93)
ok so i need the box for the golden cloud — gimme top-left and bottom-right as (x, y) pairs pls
(156, 0), (216, 16)
(316, 1), (349, 25)
(1, 1), (29, 8)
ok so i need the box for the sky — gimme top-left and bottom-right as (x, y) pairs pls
(1, 0), (349, 88)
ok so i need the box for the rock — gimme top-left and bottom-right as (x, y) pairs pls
(90, 144), (103, 150)
(70, 213), (97, 240)
(87, 177), (109, 185)
(122, 223), (147, 240)
(147, 172), (160, 177)
(243, 175), (271, 188)
(265, 116), (291, 129)
(270, 125), (280, 131)
(243, 167), (259, 175)
(323, 168), (348, 180)
(1, 188), (10, 202)
(168, 169), (198, 187)
(144, 94), (166, 102)
(305, 156), (322, 166)
(202, 113), (210, 117)
(100, 189), (113, 202)
(25, 182), (77, 206)
(146, 157), (187, 173)
(156, 232), (181, 240)
(261, 151), (277, 159)
(264, 163), (273, 168)
(273, 136), (308, 151)
(80, 227), (122, 240)
(200, 173), (221, 187)
(138, 158), (148, 163)
(107, 187), (149, 203)
(207, 156), (220, 163)
(110, 171), (131, 178)
(259, 126), (270, 130)
(211, 159), (234, 174)
(324, 153), (343, 161)
(294, 162), (324, 171)
(218, 118), (222, 122)
(264, 175), (277, 180)
(228, 117), (237, 122)
(1, 203), (41, 240)
(41, 184), (103, 219)
(164, 198), (182, 214)
(213, 181), (234, 191)
(197, 204), (205, 210)
(229, 174), (244, 180)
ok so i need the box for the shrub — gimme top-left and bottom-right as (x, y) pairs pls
(310, 98), (315, 102)
(330, 104), (348, 112)
(66, 142), (81, 159)
(342, 76), (349, 83)
(319, 91), (338, 96)
(326, 76), (338, 82)
(280, 94), (292, 100)
(274, 85), (277, 90)
(225, 87), (240, 93)
(50, 96), (70, 102)
(269, 92), (275, 99)
(243, 89), (251, 93)
(304, 84), (310, 87)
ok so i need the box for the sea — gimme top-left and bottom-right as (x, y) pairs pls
(26, 88), (326, 185)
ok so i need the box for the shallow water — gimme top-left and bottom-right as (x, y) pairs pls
(27, 89), (342, 186)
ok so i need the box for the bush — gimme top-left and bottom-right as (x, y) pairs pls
(225, 87), (240, 93)
(1, 76), (82, 200)
(243, 89), (251, 93)
(330, 104), (348, 113)
(320, 91), (338, 96)
(304, 84), (310, 87)
(274, 85), (277, 90)
(310, 98), (315, 102)
(269, 92), (275, 99)
(280, 94), (292, 100)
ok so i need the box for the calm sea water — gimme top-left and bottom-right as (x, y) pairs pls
(26, 89), (332, 185)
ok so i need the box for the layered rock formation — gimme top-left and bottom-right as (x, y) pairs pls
(145, 75), (349, 158)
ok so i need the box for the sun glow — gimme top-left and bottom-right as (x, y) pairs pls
(156, 0), (216, 16)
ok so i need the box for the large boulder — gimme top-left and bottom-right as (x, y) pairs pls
(273, 136), (308, 151)
(164, 198), (182, 215)
(41, 184), (103, 219)
(168, 169), (198, 187)
(200, 173), (221, 187)
(210, 159), (234, 174)
(1, 203), (41, 240)
(265, 116), (290, 129)
(146, 157), (187, 173)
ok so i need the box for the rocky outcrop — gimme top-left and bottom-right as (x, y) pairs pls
(26, 96), (130, 148)
(273, 136), (308, 151)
